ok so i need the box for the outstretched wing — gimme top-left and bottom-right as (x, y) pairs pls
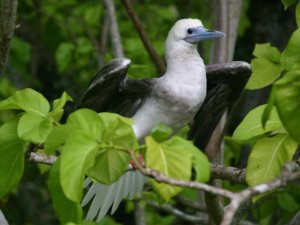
(188, 61), (252, 150)
(79, 58), (152, 117)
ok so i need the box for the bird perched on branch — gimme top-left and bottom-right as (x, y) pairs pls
(79, 18), (251, 221)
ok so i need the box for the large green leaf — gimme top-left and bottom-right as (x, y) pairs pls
(0, 88), (50, 116)
(67, 109), (105, 139)
(274, 73), (300, 143)
(0, 118), (26, 197)
(246, 44), (282, 90)
(44, 125), (74, 154)
(87, 113), (136, 184)
(246, 58), (282, 90)
(233, 105), (282, 141)
(60, 131), (98, 202)
(281, 28), (300, 71)
(145, 136), (194, 201)
(48, 159), (82, 224)
(87, 146), (130, 185)
(246, 134), (297, 186)
(99, 113), (137, 150)
(17, 112), (53, 143)
(253, 43), (281, 63)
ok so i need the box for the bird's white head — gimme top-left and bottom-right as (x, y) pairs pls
(165, 18), (224, 62)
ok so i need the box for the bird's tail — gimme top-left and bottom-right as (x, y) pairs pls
(81, 170), (146, 222)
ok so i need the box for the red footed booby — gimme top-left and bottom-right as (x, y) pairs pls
(79, 18), (251, 221)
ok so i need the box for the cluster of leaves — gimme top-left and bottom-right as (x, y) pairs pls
(0, 89), (210, 224)
(230, 0), (300, 223)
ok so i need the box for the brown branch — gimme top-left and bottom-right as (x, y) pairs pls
(121, 0), (166, 74)
(146, 200), (208, 224)
(174, 195), (206, 212)
(0, 0), (18, 74)
(211, 163), (246, 184)
(221, 171), (300, 225)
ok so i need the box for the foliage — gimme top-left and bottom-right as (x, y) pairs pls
(0, 88), (210, 224)
(230, 2), (300, 222)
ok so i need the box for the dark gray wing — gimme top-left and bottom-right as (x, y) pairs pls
(79, 58), (152, 117)
(188, 61), (252, 150)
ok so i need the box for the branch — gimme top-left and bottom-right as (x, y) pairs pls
(286, 210), (300, 225)
(146, 200), (208, 224)
(174, 195), (206, 212)
(221, 171), (300, 225)
(121, 0), (166, 74)
(103, 0), (124, 58)
(0, 0), (18, 74)
(211, 163), (246, 184)
(27, 152), (57, 165)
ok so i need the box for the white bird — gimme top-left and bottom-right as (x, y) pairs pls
(79, 18), (250, 221)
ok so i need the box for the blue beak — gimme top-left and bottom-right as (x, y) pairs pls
(184, 26), (225, 44)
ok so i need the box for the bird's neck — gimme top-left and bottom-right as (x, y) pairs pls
(164, 46), (205, 83)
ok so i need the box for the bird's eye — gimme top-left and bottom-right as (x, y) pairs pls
(187, 28), (194, 34)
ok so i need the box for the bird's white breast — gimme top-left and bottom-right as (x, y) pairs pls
(132, 60), (206, 141)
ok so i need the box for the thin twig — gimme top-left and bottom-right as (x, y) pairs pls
(121, 0), (166, 74)
(146, 200), (208, 224)
(103, 0), (124, 58)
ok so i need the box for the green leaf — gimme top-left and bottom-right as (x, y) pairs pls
(190, 144), (210, 183)
(277, 192), (300, 213)
(51, 92), (73, 122)
(281, 0), (297, 9)
(253, 43), (281, 63)
(246, 134), (297, 186)
(88, 113), (136, 184)
(99, 113), (137, 150)
(0, 117), (26, 197)
(145, 136), (194, 201)
(48, 159), (82, 224)
(233, 105), (282, 141)
(60, 131), (98, 202)
(0, 88), (50, 116)
(151, 123), (173, 142)
(246, 58), (282, 90)
(281, 28), (300, 71)
(87, 146), (130, 184)
(274, 74), (300, 143)
(262, 87), (276, 128)
(17, 112), (53, 143)
(67, 109), (105, 139)
(55, 42), (75, 73)
(44, 125), (74, 154)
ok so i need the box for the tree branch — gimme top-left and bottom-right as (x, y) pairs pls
(146, 200), (208, 224)
(210, 163), (246, 184)
(103, 0), (124, 58)
(0, 0), (18, 74)
(121, 0), (166, 74)
(221, 171), (300, 225)
(27, 152), (57, 165)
